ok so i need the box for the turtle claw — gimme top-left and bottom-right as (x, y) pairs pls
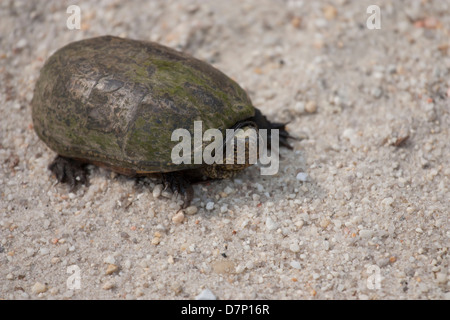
(48, 156), (88, 190)
(162, 172), (194, 208)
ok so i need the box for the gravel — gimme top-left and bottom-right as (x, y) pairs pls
(0, 0), (448, 300)
(195, 288), (217, 300)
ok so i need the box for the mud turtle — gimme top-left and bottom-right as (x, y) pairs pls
(32, 36), (293, 207)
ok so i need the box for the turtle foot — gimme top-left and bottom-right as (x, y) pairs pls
(48, 156), (88, 191)
(249, 108), (301, 150)
(162, 172), (194, 208)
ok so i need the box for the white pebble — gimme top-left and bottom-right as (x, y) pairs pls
(294, 101), (305, 113)
(289, 243), (301, 253)
(195, 288), (216, 300)
(290, 261), (301, 269)
(296, 172), (308, 182)
(16, 38), (28, 49)
(185, 206), (198, 215)
(371, 87), (383, 98)
(266, 217), (278, 231)
(220, 205), (228, 213)
(254, 183), (264, 192)
(152, 184), (163, 198)
(342, 128), (360, 147)
(359, 229), (374, 239)
(206, 202), (214, 210)
(161, 190), (172, 198)
(435, 273), (447, 284)
(224, 186), (234, 194)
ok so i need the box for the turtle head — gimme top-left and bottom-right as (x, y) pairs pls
(201, 121), (259, 179)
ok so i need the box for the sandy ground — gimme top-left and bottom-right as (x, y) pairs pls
(0, 0), (449, 300)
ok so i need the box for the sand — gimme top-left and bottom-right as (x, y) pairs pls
(0, 0), (448, 299)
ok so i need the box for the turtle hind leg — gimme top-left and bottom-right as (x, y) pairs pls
(48, 156), (88, 191)
(162, 172), (194, 209)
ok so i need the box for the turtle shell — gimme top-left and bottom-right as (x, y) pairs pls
(31, 36), (255, 173)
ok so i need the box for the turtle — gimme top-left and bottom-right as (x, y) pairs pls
(31, 36), (295, 207)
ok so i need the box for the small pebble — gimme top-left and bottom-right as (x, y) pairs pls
(16, 38), (28, 49)
(105, 264), (119, 275)
(161, 190), (173, 198)
(381, 197), (394, 207)
(223, 186), (234, 194)
(185, 205), (198, 215)
(296, 172), (308, 182)
(323, 5), (337, 20)
(196, 288), (216, 300)
(265, 217), (278, 231)
(172, 211), (184, 224)
(342, 128), (360, 146)
(294, 101), (305, 113)
(305, 101), (317, 113)
(289, 243), (301, 253)
(102, 280), (115, 290)
(51, 257), (60, 264)
(206, 202), (215, 210)
(290, 261), (301, 269)
(435, 273), (447, 284)
(320, 218), (330, 228)
(31, 282), (47, 294)
(359, 229), (374, 239)
(295, 220), (304, 229)
(152, 184), (163, 198)
(371, 87), (383, 98)
(151, 237), (161, 245)
(220, 205), (228, 213)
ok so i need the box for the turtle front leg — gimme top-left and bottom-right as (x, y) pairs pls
(48, 156), (88, 191)
(249, 108), (299, 149)
(162, 172), (194, 208)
